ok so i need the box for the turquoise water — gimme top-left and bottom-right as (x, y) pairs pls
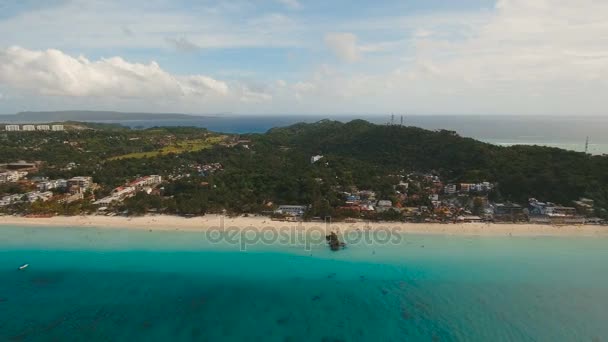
(1, 226), (608, 341)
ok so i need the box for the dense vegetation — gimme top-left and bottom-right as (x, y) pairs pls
(1, 120), (606, 218)
(261, 120), (608, 207)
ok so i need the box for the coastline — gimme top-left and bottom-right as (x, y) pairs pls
(0, 214), (607, 237)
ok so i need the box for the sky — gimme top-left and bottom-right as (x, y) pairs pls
(0, 0), (607, 115)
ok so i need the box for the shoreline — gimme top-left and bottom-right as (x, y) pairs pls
(1, 215), (607, 237)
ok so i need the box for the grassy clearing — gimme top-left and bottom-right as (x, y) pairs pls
(108, 136), (227, 160)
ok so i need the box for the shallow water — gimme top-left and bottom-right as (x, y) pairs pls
(1, 225), (607, 341)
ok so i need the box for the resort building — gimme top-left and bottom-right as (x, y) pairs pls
(493, 203), (527, 222)
(94, 186), (137, 205)
(127, 175), (162, 189)
(22, 125), (36, 131)
(67, 176), (93, 190)
(275, 205), (308, 216)
(36, 125), (50, 131)
(57, 192), (84, 204)
(0, 171), (28, 183)
(5, 125), (20, 131)
(51, 124), (64, 131)
(36, 179), (67, 191)
(573, 198), (595, 216)
(26, 191), (54, 202)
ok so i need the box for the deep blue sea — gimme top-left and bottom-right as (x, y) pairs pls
(1, 225), (608, 341)
(97, 115), (608, 155)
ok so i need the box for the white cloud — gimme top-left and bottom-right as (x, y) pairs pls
(298, 0), (608, 115)
(324, 32), (360, 63)
(276, 0), (302, 10)
(0, 0), (303, 50)
(0, 46), (228, 99)
(1, 0), (608, 115)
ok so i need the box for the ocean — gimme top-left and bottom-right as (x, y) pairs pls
(1, 225), (608, 341)
(100, 115), (608, 155)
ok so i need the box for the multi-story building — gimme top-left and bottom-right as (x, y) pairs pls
(22, 125), (36, 131)
(460, 183), (474, 192)
(94, 186), (137, 205)
(51, 125), (64, 131)
(128, 175), (162, 188)
(444, 184), (457, 195)
(67, 176), (93, 190)
(0, 171), (28, 183)
(37, 179), (67, 191)
(275, 205), (308, 216)
(36, 125), (51, 131)
(5, 125), (20, 131)
(26, 191), (54, 202)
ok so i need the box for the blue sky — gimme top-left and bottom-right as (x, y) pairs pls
(0, 0), (606, 115)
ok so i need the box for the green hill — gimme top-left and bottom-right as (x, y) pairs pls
(259, 120), (608, 208)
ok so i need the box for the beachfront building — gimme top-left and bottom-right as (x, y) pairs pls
(93, 186), (137, 205)
(1, 191), (53, 205)
(0, 194), (23, 206)
(275, 205), (307, 217)
(36, 125), (50, 131)
(493, 203), (527, 222)
(26, 191), (53, 202)
(51, 124), (64, 131)
(57, 192), (84, 204)
(22, 125), (36, 131)
(5, 125), (20, 131)
(573, 198), (595, 216)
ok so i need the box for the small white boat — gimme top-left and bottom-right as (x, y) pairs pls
(18, 264), (29, 270)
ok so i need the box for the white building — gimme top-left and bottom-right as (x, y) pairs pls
(128, 175), (162, 188)
(377, 200), (393, 207)
(51, 125), (64, 131)
(275, 205), (307, 216)
(27, 191), (53, 202)
(37, 179), (67, 191)
(0, 194), (20, 206)
(310, 155), (324, 164)
(22, 125), (36, 131)
(0, 171), (28, 183)
(94, 186), (137, 205)
(67, 176), (93, 190)
(5, 125), (20, 131)
(36, 125), (50, 131)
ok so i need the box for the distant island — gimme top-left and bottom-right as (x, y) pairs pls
(0, 110), (208, 122)
(0, 119), (606, 226)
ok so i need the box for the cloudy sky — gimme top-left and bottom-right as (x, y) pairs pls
(0, 0), (607, 115)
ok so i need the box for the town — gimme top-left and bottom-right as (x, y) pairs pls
(1, 157), (604, 225)
(1, 119), (606, 226)
(3, 124), (65, 131)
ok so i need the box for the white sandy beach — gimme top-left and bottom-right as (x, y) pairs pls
(0, 214), (607, 237)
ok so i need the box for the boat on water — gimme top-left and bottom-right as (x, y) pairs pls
(18, 264), (29, 270)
